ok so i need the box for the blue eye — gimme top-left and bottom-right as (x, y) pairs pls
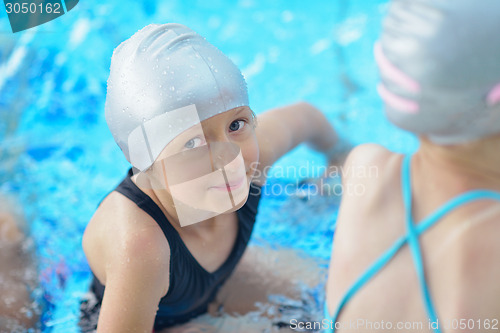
(229, 120), (245, 132)
(184, 137), (204, 149)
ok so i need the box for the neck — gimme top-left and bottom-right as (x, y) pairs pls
(415, 135), (500, 191)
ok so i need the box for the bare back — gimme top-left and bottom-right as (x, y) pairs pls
(327, 144), (500, 332)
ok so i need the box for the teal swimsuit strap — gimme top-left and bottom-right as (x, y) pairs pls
(402, 154), (441, 331)
(325, 154), (500, 333)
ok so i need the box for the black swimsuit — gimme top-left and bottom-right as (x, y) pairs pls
(80, 169), (262, 331)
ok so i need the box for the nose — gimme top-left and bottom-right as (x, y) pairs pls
(208, 142), (241, 171)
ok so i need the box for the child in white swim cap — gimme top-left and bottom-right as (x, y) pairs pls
(81, 23), (343, 332)
(325, 1), (500, 332)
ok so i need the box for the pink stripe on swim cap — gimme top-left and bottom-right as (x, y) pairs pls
(487, 82), (500, 106)
(374, 42), (421, 94)
(377, 83), (420, 114)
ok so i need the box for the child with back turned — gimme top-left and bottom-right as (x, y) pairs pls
(80, 23), (342, 332)
(326, 0), (500, 332)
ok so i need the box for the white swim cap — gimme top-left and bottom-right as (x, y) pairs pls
(105, 23), (249, 171)
(376, 0), (500, 145)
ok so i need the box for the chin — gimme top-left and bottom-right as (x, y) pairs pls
(221, 188), (249, 214)
(233, 192), (249, 210)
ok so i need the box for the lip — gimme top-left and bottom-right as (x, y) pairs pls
(210, 176), (245, 191)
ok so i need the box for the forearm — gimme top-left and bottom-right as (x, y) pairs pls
(255, 102), (344, 173)
(307, 107), (338, 152)
(296, 102), (354, 167)
(295, 102), (338, 153)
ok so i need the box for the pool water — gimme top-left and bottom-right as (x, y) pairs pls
(0, 0), (419, 332)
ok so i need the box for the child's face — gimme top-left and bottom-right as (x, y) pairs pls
(146, 106), (259, 225)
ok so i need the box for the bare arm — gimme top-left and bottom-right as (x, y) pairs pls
(326, 143), (393, 312)
(253, 102), (340, 185)
(95, 227), (170, 333)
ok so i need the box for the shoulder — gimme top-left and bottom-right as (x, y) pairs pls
(335, 144), (404, 222)
(343, 143), (394, 174)
(340, 143), (401, 189)
(82, 191), (170, 294)
(82, 188), (172, 330)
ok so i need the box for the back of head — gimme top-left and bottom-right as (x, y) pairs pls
(377, 0), (500, 145)
(105, 23), (248, 171)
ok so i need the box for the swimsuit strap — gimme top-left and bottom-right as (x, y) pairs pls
(401, 154), (440, 328)
(114, 169), (183, 253)
(402, 155), (500, 332)
(325, 155), (500, 332)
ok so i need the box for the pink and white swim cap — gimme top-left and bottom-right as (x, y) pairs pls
(376, 0), (500, 144)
